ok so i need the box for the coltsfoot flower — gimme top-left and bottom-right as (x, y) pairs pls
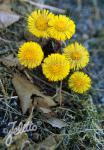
(28, 9), (54, 38)
(64, 42), (89, 70)
(42, 53), (70, 81)
(48, 15), (75, 41)
(68, 72), (91, 93)
(18, 42), (44, 69)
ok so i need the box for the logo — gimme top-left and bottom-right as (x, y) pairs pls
(4, 121), (37, 147)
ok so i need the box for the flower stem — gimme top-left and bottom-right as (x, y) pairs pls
(59, 81), (62, 106)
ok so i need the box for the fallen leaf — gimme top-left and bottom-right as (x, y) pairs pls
(0, 0), (20, 29)
(0, 54), (19, 67)
(0, 11), (20, 29)
(12, 74), (56, 114)
(47, 117), (67, 129)
(34, 135), (59, 150)
(39, 107), (52, 114)
(39, 107), (56, 117)
(0, 0), (11, 12)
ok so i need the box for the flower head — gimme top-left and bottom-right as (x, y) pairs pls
(68, 72), (91, 93)
(64, 42), (89, 70)
(18, 42), (44, 68)
(48, 15), (75, 41)
(28, 9), (54, 38)
(42, 54), (70, 81)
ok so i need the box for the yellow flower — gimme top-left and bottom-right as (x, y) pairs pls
(68, 72), (91, 94)
(28, 9), (54, 38)
(64, 42), (89, 70)
(48, 15), (75, 41)
(18, 42), (44, 69)
(42, 54), (70, 81)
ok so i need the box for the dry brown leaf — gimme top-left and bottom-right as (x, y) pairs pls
(12, 74), (56, 114)
(39, 107), (56, 117)
(0, 0), (11, 12)
(0, 11), (20, 28)
(0, 0), (20, 28)
(34, 135), (62, 150)
(0, 54), (19, 67)
(47, 117), (67, 129)
(39, 107), (52, 114)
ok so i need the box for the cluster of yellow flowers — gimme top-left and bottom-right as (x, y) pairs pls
(18, 9), (91, 94)
(27, 9), (75, 41)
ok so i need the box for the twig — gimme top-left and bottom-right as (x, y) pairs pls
(0, 37), (13, 43)
(0, 96), (18, 101)
(0, 49), (11, 55)
(23, 0), (66, 14)
(0, 107), (22, 116)
(0, 100), (22, 116)
(92, 0), (100, 20)
(24, 70), (34, 83)
(77, 0), (82, 11)
(57, 106), (76, 114)
(92, 88), (104, 92)
(0, 79), (7, 97)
